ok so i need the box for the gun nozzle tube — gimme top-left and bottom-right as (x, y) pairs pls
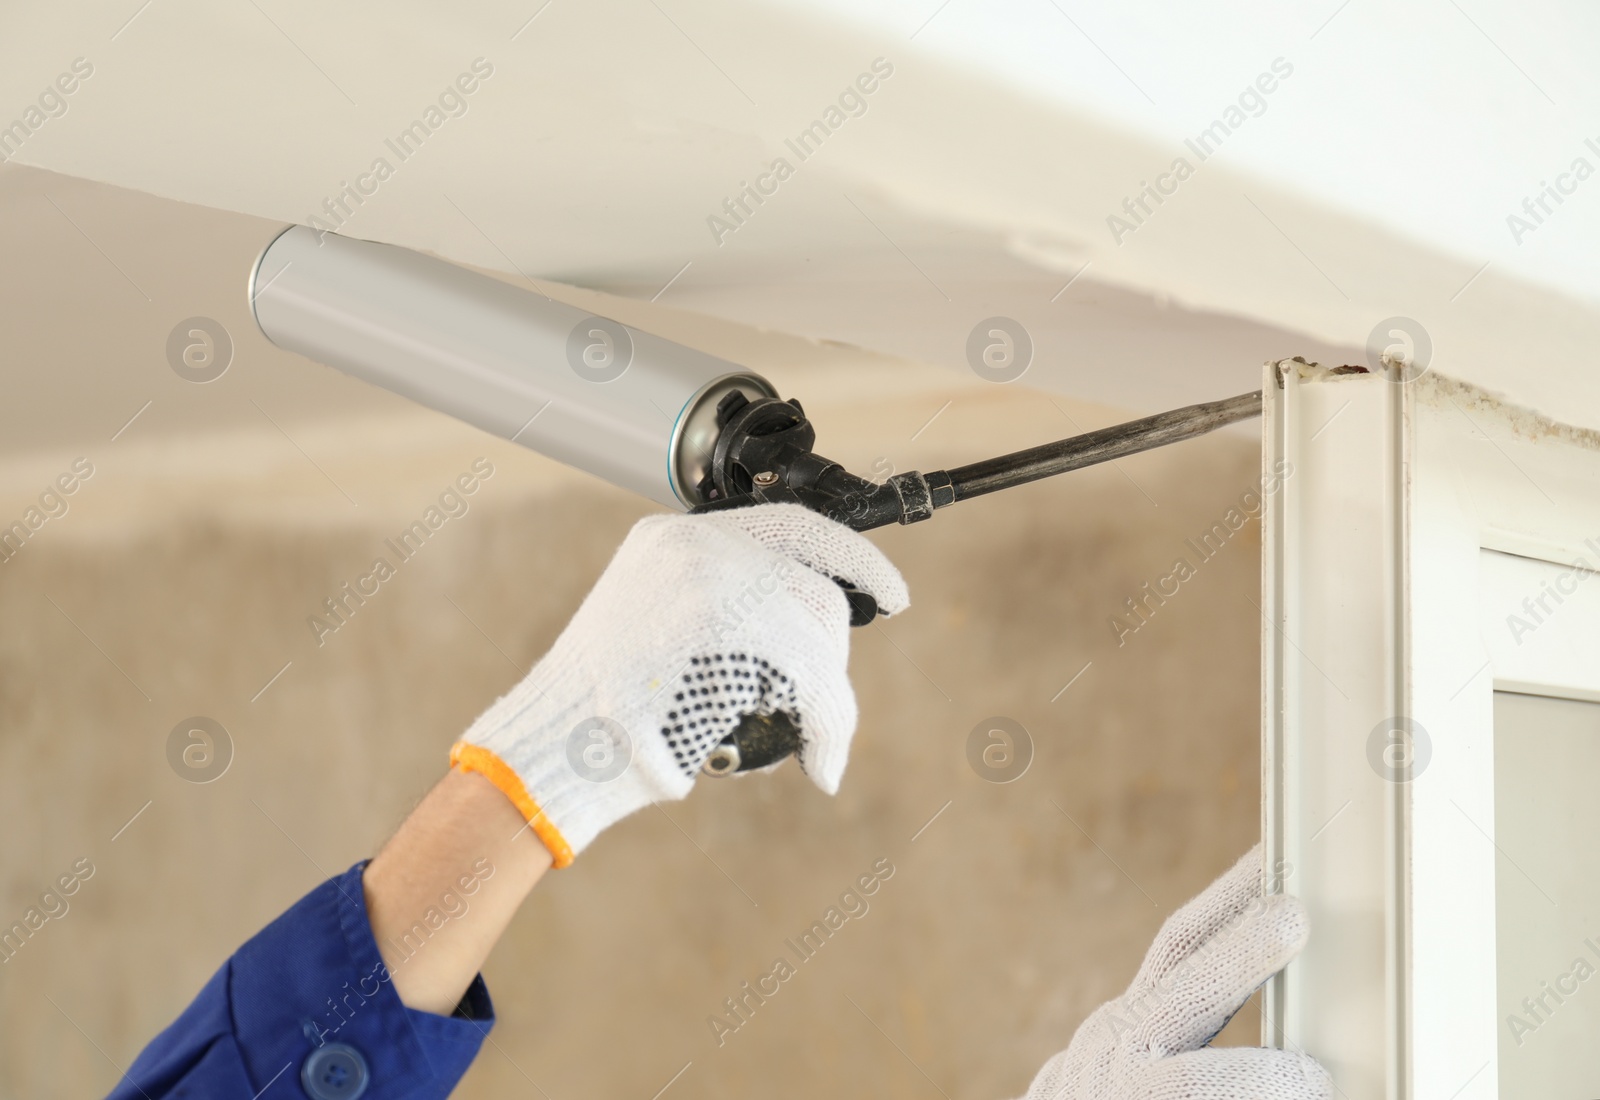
(248, 226), (775, 509)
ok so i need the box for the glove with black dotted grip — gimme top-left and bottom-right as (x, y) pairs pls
(451, 503), (908, 867)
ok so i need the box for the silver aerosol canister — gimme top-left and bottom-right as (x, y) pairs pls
(250, 226), (774, 508)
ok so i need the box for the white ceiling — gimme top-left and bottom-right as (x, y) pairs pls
(3, 0), (1597, 429)
(797, 0), (1600, 302)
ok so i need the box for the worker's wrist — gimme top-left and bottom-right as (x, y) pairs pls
(449, 743), (574, 868)
(450, 729), (685, 868)
(364, 769), (550, 1016)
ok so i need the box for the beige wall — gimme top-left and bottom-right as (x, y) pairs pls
(0, 166), (1268, 1098)
(0, 405), (1264, 1100)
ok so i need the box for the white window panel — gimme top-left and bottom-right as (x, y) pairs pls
(1260, 360), (1600, 1100)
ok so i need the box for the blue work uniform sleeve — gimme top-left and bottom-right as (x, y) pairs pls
(108, 861), (494, 1099)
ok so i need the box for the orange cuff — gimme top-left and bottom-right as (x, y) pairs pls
(450, 743), (575, 869)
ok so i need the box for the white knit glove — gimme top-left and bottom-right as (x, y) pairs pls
(451, 503), (909, 867)
(1017, 845), (1332, 1100)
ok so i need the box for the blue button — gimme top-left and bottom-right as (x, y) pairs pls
(301, 1042), (370, 1099)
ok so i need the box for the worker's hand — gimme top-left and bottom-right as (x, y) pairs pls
(1015, 845), (1331, 1100)
(451, 502), (908, 867)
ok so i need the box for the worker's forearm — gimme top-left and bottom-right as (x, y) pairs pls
(363, 768), (551, 1015)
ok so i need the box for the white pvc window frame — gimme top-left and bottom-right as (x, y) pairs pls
(1259, 360), (1600, 1100)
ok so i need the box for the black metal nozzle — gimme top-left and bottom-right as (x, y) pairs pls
(691, 388), (1262, 533)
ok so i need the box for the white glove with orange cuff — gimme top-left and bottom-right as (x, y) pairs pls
(451, 503), (909, 868)
(1016, 845), (1332, 1100)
